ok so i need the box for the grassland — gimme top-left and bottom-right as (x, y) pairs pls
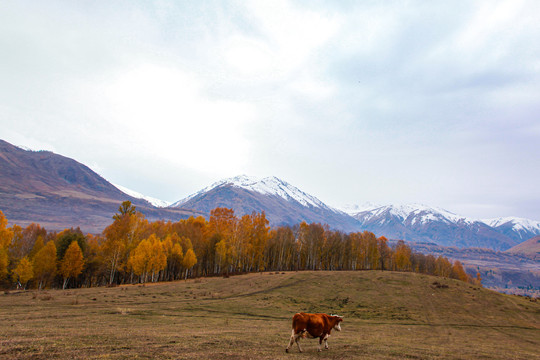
(1, 271), (539, 359)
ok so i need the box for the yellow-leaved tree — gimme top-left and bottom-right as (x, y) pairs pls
(13, 256), (34, 289)
(451, 260), (470, 282)
(0, 247), (8, 281)
(182, 248), (197, 279)
(128, 234), (166, 283)
(0, 211), (13, 280)
(32, 241), (57, 290)
(0, 211), (13, 248)
(148, 235), (166, 282)
(129, 238), (152, 282)
(60, 241), (85, 289)
(393, 240), (412, 271)
(163, 233), (183, 280)
(435, 256), (452, 277)
(103, 201), (147, 285)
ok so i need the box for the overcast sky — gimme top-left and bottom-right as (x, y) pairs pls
(2, 1), (540, 220)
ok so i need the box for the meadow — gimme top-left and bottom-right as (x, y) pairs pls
(1, 271), (539, 359)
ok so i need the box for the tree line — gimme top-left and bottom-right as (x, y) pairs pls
(0, 202), (480, 290)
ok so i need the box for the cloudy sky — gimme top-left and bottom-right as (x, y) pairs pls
(2, 1), (540, 220)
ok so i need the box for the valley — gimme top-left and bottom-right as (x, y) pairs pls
(408, 242), (540, 297)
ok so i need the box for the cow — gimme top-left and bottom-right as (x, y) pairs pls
(285, 312), (343, 353)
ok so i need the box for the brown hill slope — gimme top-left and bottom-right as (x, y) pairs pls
(0, 139), (201, 232)
(0, 271), (538, 359)
(505, 235), (540, 260)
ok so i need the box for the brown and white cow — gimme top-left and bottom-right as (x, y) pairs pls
(285, 312), (343, 353)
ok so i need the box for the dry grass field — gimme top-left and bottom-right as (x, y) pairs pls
(1, 271), (539, 359)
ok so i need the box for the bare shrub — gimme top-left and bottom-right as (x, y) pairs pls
(432, 281), (449, 289)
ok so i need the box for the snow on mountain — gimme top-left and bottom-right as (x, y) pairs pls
(481, 217), (540, 233)
(345, 203), (540, 250)
(169, 175), (359, 231)
(172, 175), (340, 212)
(349, 203), (476, 226)
(340, 202), (381, 215)
(113, 183), (171, 208)
(480, 217), (540, 241)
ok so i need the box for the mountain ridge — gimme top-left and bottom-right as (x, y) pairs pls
(2, 139), (540, 250)
(0, 139), (201, 232)
(344, 203), (540, 250)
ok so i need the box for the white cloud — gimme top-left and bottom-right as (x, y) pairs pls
(101, 64), (254, 175)
(224, 35), (275, 75)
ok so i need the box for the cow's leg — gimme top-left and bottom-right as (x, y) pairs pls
(324, 334), (330, 349)
(318, 337), (323, 352)
(295, 331), (303, 353)
(286, 330), (303, 353)
(286, 330), (295, 352)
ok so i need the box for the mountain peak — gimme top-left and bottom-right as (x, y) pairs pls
(172, 175), (333, 210)
(169, 174), (358, 231)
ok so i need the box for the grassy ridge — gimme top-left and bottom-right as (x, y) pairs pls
(1, 271), (539, 359)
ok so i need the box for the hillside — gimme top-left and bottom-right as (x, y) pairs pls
(505, 235), (540, 260)
(0, 140), (201, 232)
(0, 271), (538, 359)
(171, 175), (361, 232)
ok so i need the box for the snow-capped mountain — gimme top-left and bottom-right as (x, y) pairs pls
(113, 183), (171, 208)
(481, 217), (540, 242)
(172, 175), (339, 211)
(347, 203), (524, 250)
(350, 203), (480, 225)
(171, 177), (540, 250)
(170, 175), (359, 231)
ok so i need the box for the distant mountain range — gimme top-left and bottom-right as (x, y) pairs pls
(166, 176), (540, 250)
(1, 139), (540, 250)
(342, 203), (540, 251)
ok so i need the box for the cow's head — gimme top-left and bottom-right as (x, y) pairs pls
(331, 314), (343, 331)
